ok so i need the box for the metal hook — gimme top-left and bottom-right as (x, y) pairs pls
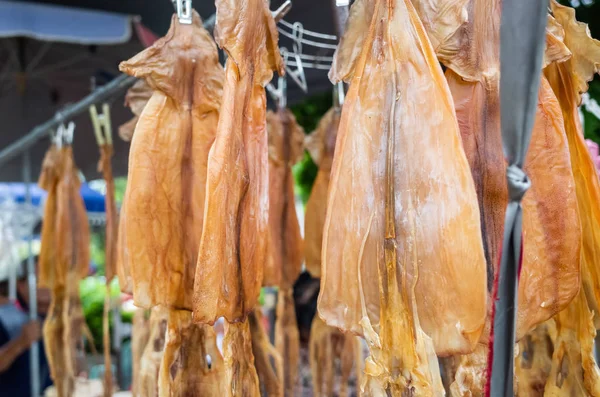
(173, 0), (192, 24)
(63, 122), (75, 145)
(89, 103), (113, 146)
(282, 22), (308, 93)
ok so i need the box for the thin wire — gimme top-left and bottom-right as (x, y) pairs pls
(297, 53), (333, 62)
(286, 60), (332, 70)
(278, 28), (338, 49)
(279, 19), (337, 41)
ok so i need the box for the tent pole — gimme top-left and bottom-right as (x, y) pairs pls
(23, 150), (40, 397)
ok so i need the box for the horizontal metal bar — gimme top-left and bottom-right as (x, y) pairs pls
(279, 19), (337, 41)
(0, 74), (137, 168)
(296, 53), (333, 62)
(286, 60), (332, 70)
(278, 28), (338, 49)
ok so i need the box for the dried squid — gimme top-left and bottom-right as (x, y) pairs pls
(38, 144), (63, 289)
(119, 10), (223, 311)
(320, 0), (486, 394)
(440, 0), (580, 342)
(119, 79), (153, 142)
(138, 307), (168, 397)
(131, 308), (150, 397)
(309, 315), (362, 397)
(249, 308), (283, 397)
(514, 322), (555, 397)
(58, 146), (91, 393)
(40, 143), (91, 397)
(539, 2), (600, 395)
(413, 0), (582, 392)
(115, 81), (152, 295)
(191, 0), (283, 395)
(265, 109), (304, 396)
(119, 10), (226, 396)
(304, 108), (341, 278)
(264, 109), (304, 288)
(159, 311), (226, 396)
(192, 0), (284, 324)
(43, 286), (69, 397)
(545, 0), (600, 328)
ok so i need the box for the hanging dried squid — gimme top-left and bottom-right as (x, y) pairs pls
(320, 0), (487, 394)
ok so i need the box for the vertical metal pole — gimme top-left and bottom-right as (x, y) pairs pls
(8, 231), (17, 302)
(23, 151), (40, 397)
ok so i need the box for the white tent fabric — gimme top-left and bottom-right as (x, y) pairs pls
(0, 0), (132, 44)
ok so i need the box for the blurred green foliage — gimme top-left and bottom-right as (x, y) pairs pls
(84, 177), (130, 349)
(559, 0), (600, 143)
(79, 277), (129, 351)
(290, 91), (333, 204)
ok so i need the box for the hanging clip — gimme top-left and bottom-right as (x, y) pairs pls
(173, 0), (192, 25)
(266, 75), (287, 109)
(89, 103), (113, 146)
(55, 122), (75, 146)
(272, 0), (292, 22)
(267, 76), (287, 109)
(50, 128), (62, 149)
(280, 23), (308, 93)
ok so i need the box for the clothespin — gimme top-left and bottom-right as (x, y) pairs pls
(89, 103), (113, 147)
(50, 128), (62, 149)
(267, 76), (287, 109)
(286, 23), (308, 93)
(173, 0), (192, 24)
(57, 122), (75, 145)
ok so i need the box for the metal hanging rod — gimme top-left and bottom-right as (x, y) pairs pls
(295, 53), (333, 62)
(279, 19), (337, 41)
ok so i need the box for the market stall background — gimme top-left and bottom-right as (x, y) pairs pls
(0, 0), (340, 182)
(0, 0), (600, 395)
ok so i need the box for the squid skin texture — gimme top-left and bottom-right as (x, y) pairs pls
(264, 109), (305, 288)
(119, 11), (223, 311)
(320, 0), (487, 357)
(193, 0), (283, 324)
(319, 0), (485, 394)
(425, 0), (585, 392)
(223, 320), (261, 397)
(158, 310), (226, 397)
(545, 0), (600, 329)
(304, 109), (340, 279)
(249, 308), (283, 397)
(131, 308), (151, 397)
(138, 307), (169, 397)
(119, 79), (153, 142)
